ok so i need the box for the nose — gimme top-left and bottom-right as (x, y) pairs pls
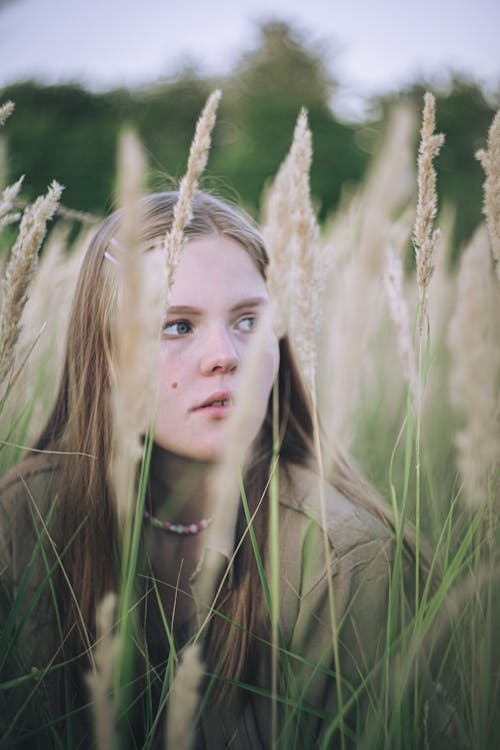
(200, 325), (239, 376)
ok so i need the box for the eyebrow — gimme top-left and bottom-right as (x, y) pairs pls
(166, 297), (268, 315)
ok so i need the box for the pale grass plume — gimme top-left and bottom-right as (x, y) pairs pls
(0, 211), (21, 231)
(476, 110), (500, 281)
(319, 105), (415, 447)
(109, 128), (164, 522)
(164, 89), (221, 295)
(0, 101), (14, 127)
(261, 118), (296, 336)
(286, 110), (329, 387)
(2, 222), (87, 442)
(0, 135), (8, 190)
(384, 245), (418, 407)
(0, 179), (63, 387)
(263, 108), (329, 386)
(0, 175), (24, 231)
(86, 592), (119, 750)
(338, 104), (415, 277)
(195, 309), (276, 616)
(448, 225), (500, 509)
(426, 203), (456, 334)
(55, 202), (101, 225)
(166, 642), (204, 750)
(413, 92), (445, 335)
(422, 204), (457, 424)
(7, 196), (100, 226)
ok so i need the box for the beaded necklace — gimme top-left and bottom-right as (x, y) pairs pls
(144, 510), (212, 536)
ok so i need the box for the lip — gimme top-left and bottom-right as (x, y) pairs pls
(192, 390), (234, 412)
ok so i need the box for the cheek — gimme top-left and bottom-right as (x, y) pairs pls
(157, 349), (183, 406)
(257, 339), (280, 409)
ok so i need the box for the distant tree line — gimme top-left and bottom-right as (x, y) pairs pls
(1, 21), (497, 258)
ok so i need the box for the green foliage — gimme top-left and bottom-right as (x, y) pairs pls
(2, 24), (495, 253)
(210, 21), (367, 216)
(0, 21), (368, 222)
(134, 71), (212, 184)
(0, 81), (131, 213)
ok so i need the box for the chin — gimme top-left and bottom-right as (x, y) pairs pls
(190, 442), (225, 463)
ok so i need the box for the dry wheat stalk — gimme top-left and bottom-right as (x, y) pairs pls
(0, 180), (63, 386)
(384, 245), (418, 406)
(109, 129), (165, 522)
(166, 643), (204, 750)
(86, 592), (119, 750)
(476, 110), (500, 282)
(448, 225), (500, 509)
(0, 101), (14, 127)
(164, 89), (221, 296)
(413, 93), (445, 335)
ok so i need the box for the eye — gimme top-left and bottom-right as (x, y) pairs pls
(237, 315), (257, 332)
(162, 320), (192, 337)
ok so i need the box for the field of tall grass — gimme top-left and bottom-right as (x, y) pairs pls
(0, 92), (499, 749)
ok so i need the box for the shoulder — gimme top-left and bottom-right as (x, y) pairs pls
(278, 462), (393, 559)
(0, 452), (63, 602)
(276, 462), (401, 646)
(0, 453), (60, 548)
(0, 452), (62, 513)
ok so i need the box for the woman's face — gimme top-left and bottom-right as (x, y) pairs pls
(154, 234), (279, 461)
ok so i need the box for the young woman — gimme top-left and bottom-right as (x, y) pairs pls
(0, 191), (428, 748)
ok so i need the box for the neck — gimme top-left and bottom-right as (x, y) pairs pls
(148, 443), (212, 523)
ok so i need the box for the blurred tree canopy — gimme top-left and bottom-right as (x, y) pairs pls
(0, 20), (497, 256)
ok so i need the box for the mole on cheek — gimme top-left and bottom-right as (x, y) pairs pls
(171, 382), (178, 389)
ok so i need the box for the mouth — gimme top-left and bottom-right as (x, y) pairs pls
(193, 392), (234, 411)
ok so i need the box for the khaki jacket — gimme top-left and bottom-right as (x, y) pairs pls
(0, 452), (426, 749)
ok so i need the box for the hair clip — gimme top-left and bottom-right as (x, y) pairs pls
(104, 250), (119, 265)
(104, 237), (123, 265)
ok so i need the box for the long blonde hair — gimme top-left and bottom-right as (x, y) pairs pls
(35, 190), (401, 696)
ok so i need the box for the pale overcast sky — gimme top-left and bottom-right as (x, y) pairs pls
(0, 0), (498, 117)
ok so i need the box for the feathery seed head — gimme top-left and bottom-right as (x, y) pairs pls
(164, 89), (221, 298)
(109, 129), (165, 523)
(167, 643), (205, 750)
(0, 175), (24, 213)
(264, 108), (330, 387)
(86, 592), (119, 750)
(413, 92), (445, 335)
(0, 180), (63, 386)
(448, 225), (500, 509)
(476, 110), (500, 282)
(0, 101), (14, 127)
(384, 245), (418, 407)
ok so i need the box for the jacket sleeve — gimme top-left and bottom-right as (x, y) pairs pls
(283, 515), (396, 749)
(283, 514), (462, 750)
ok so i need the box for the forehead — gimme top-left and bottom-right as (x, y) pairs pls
(168, 235), (268, 306)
